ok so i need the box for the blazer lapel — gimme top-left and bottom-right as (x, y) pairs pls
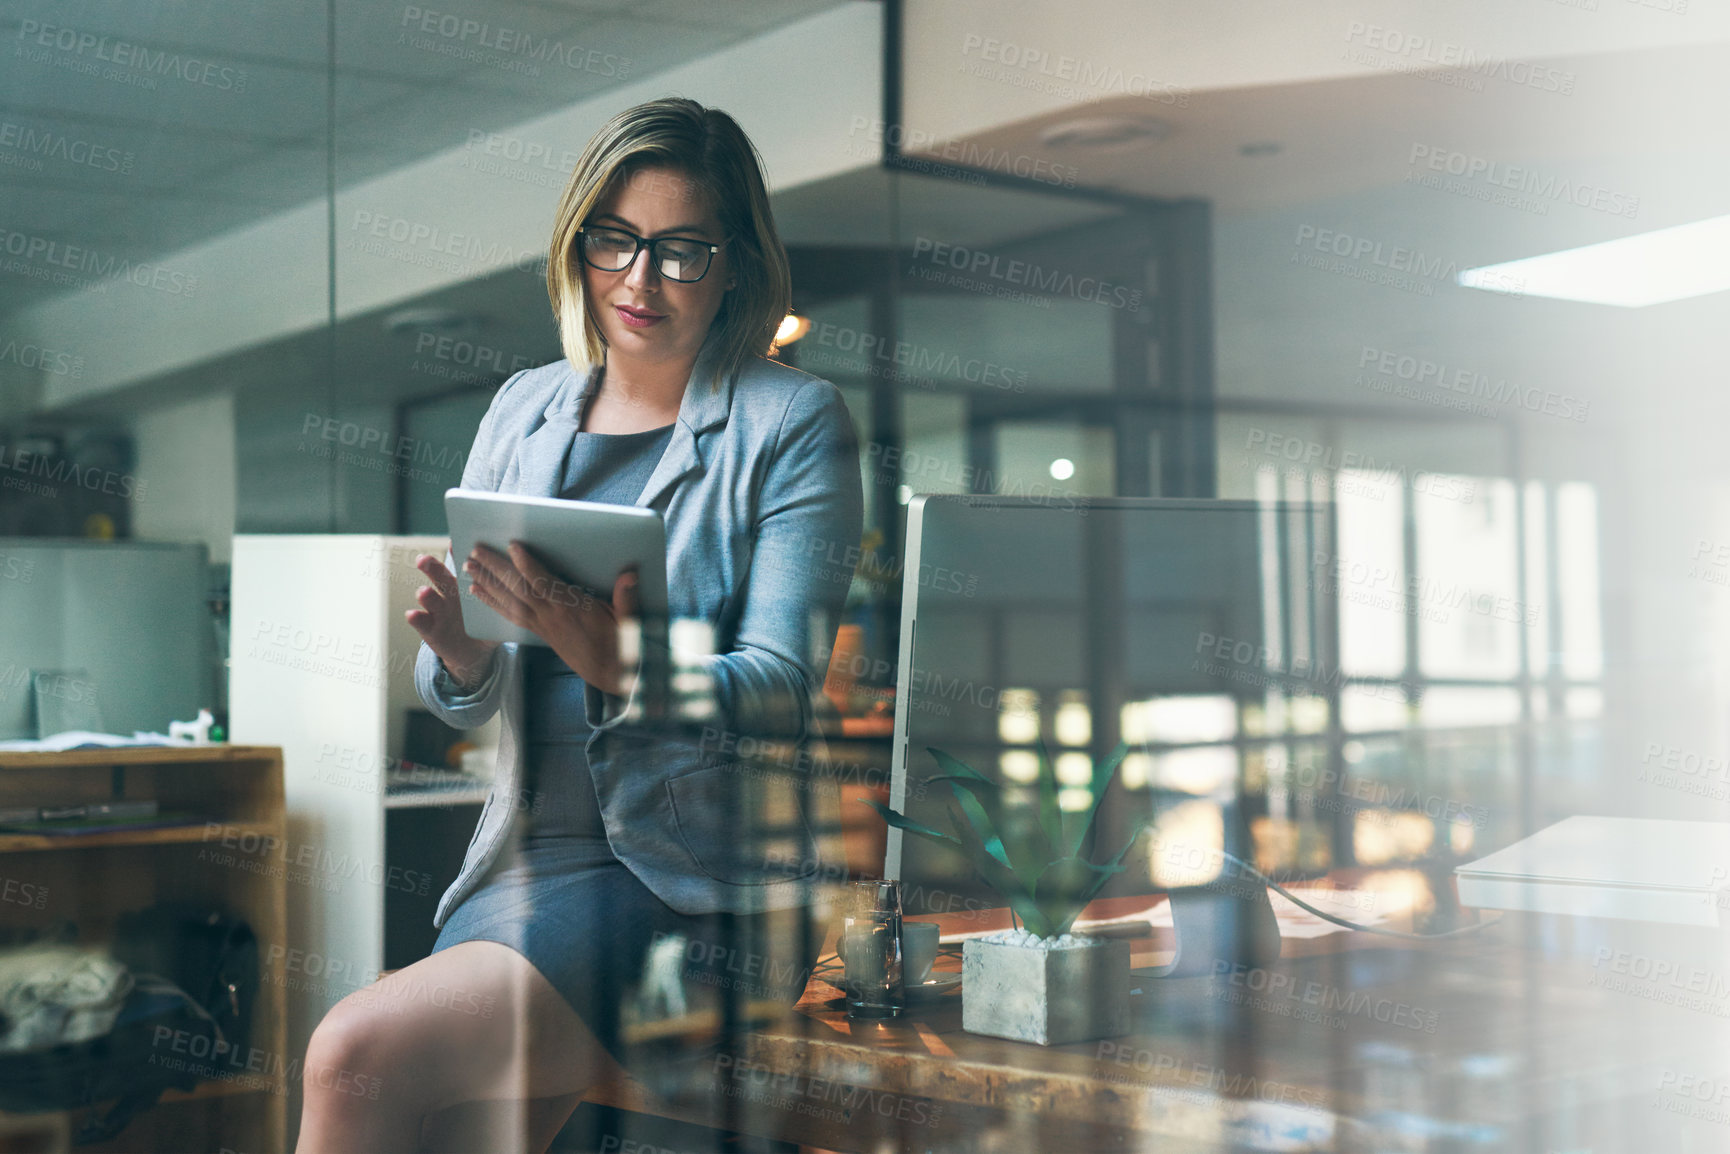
(506, 361), (594, 498)
(637, 332), (735, 509)
(498, 332), (736, 505)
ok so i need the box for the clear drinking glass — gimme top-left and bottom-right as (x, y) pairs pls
(840, 880), (903, 1019)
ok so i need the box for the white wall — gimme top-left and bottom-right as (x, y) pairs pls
(130, 390), (237, 564)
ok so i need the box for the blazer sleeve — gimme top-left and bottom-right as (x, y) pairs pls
(413, 369), (525, 729)
(584, 378), (864, 741)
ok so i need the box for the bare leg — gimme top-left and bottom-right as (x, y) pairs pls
(296, 941), (609, 1154)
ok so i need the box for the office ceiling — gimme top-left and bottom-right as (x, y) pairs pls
(0, 0), (851, 320)
(10, 0), (1730, 426)
(905, 39), (1730, 246)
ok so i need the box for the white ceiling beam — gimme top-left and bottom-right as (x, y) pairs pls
(21, 2), (881, 410)
(903, 0), (1730, 146)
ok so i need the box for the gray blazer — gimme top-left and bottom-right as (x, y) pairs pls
(416, 334), (864, 926)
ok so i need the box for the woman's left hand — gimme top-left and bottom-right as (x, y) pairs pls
(463, 541), (640, 695)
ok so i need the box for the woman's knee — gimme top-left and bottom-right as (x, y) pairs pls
(303, 990), (413, 1105)
(302, 949), (537, 1108)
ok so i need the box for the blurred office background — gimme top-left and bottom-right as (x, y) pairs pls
(3, 0), (1729, 1139)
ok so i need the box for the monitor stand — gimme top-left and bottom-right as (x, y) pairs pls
(1141, 879), (1283, 977)
(1139, 808), (1282, 978)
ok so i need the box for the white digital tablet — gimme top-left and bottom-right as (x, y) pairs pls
(444, 488), (669, 646)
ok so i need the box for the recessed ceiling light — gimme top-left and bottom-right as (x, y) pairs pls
(1038, 116), (1172, 151)
(383, 307), (473, 334)
(1239, 142), (1282, 157)
(1459, 214), (1730, 307)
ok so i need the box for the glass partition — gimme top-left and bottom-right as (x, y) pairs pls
(0, 1), (1721, 1149)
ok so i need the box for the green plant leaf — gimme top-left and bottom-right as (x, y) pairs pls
(944, 800), (1053, 937)
(926, 749), (1011, 852)
(1080, 823), (1149, 904)
(926, 774), (1013, 870)
(927, 746), (1057, 881)
(1069, 740), (1131, 859)
(927, 747), (993, 784)
(929, 774), (1061, 890)
(1030, 823), (1152, 938)
(1035, 854), (1133, 938)
(856, 797), (1048, 934)
(929, 746), (1058, 880)
(857, 798), (961, 849)
(1034, 735), (1064, 863)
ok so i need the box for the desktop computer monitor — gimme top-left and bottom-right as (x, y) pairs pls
(883, 495), (1332, 939)
(0, 539), (214, 741)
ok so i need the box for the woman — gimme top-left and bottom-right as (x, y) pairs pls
(297, 97), (863, 1153)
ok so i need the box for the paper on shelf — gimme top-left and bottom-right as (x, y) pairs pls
(0, 731), (201, 753)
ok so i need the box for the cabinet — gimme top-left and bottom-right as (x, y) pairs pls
(0, 744), (287, 1152)
(228, 535), (496, 1148)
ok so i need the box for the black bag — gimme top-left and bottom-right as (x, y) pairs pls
(0, 905), (259, 1145)
(112, 905), (259, 1061)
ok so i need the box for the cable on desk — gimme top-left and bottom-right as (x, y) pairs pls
(1217, 851), (1502, 940)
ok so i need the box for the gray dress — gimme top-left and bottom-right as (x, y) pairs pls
(430, 421), (817, 1062)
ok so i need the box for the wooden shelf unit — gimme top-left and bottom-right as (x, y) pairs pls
(0, 820), (279, 854)
(0, 744), (288, 1154)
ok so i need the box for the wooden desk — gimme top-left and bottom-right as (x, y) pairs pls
(585, 884), (1730, 1153)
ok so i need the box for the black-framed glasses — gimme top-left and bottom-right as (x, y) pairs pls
(574, 225), (725, 283)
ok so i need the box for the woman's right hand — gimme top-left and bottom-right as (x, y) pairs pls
(406, 552), (500, 691)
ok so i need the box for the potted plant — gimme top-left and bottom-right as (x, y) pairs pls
(863, 740), (1143, 1045)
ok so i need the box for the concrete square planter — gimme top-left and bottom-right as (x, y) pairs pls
(961, 931), (1131, 1046)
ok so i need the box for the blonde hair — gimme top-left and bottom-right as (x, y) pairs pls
(546, 97), (792, 391)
